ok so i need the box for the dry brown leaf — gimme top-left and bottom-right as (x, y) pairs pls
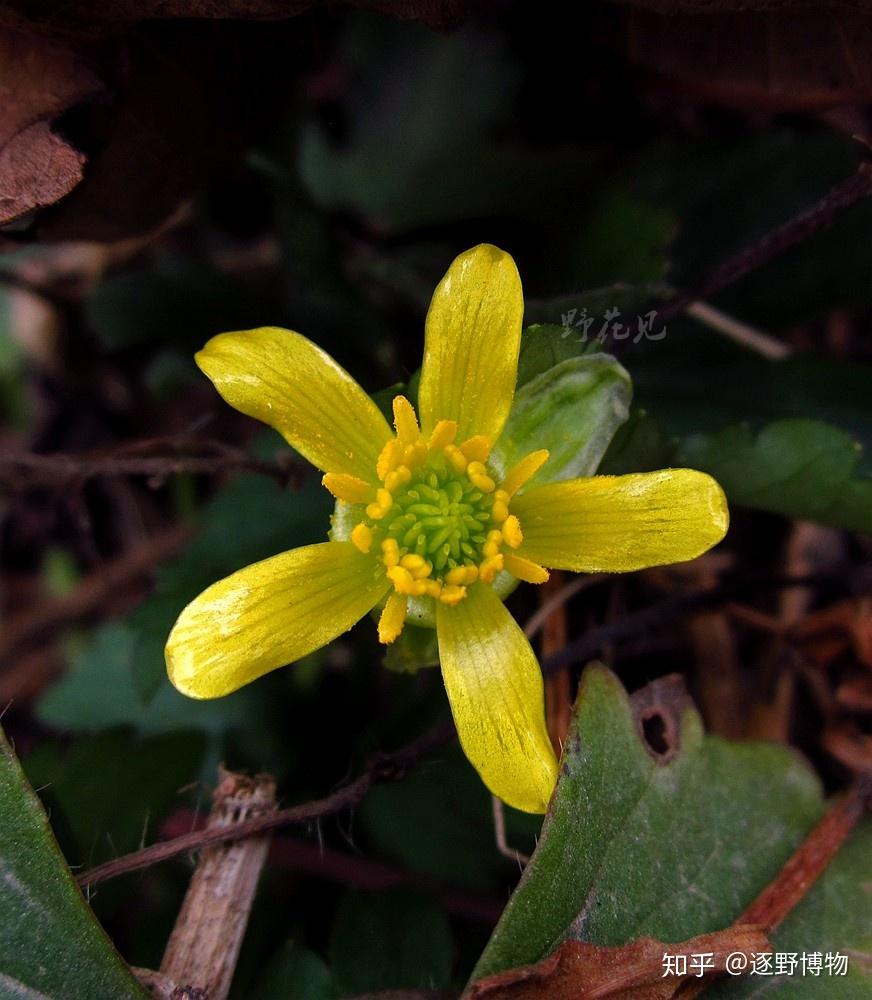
(794, 597), (872, 668)
(0, 26), (103, 226)
(467, 926), (770, 1000)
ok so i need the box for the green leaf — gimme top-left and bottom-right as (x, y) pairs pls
(250, 944), (338, 1000)
(677, 419), (872, 533)
(708, 821), (872, 998)
(330, 888), (453, 994)
(0, 724), (148, 999)
(492, 353), (631, 484)
(471, 664), (826, 982)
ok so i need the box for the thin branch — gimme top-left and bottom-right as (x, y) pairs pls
(684, 301), (790, 360)
(657, 161), (872, 324)
(0, 436), (302, 492)
(76, 723), (455, 889)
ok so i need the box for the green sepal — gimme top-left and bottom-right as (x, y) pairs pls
(491, 352), (632, 486)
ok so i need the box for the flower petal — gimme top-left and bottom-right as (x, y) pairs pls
(196, 327), (392, 480)
(436, 584), (558, 814)
(166, 542), (389, 698)
(512, 469), (729, 573)
(418, 245), (523, 443)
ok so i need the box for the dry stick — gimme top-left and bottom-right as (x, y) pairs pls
(656, 161), (872, 325)
(77, 723), (454, 889)
(158, 770), (277, 1000)
(0, 436), (299, 490)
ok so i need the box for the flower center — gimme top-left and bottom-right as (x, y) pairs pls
(322, 394), (551, 644)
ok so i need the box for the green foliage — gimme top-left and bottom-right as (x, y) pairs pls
(472, 664), (826, 980)
(678, 419), (872, 533)
(329, 888), (453, 994)
(0, 725), (149, 999)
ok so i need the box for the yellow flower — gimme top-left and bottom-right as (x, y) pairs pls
(165, 244), (729, 814)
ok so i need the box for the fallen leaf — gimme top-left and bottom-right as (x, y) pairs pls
(467, 926), (770, 1000)
(0, 26), (103, 227)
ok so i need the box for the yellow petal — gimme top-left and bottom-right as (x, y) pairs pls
(512, 470), (729, 573)
(166, 542), (389, 698)
(196, 327), (391, 481)
(436, 585), (558, 814)
(418, 245), (523, 443)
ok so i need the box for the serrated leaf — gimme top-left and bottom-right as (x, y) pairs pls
(0, 724), (148, 999)
(471, 664), (825, 982)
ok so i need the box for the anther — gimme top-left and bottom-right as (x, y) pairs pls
(377, 440), (402, 480)
(429, 420), (458, 451)
(393, 395), (420, 445)
(439, 584), (467, 606)
(501, 450), (549, 496)
(322, 473), (373, 505)
(444, 445), (468, 473)
(504, 553), (549, 584)
(459, 435), (491, 462)
(501, 515), (523, 548)
(466, 461), (495, 493)
(350, 523), (373, 553)
(378, 593), (408, 644)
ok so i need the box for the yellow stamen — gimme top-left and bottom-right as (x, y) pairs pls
(501, 515), (523, 549)
(439, 584), (467, 606)
(350, 523), (373, 553)
(401, 553), (431, 579)
(404, 441), (429, 468)
(504, 553), (549, 584)
(425, 579), (443, 598)
(393, 395), (420, 445)
(322, 472), (373, 505)
(429, 420), (458, 450)
(387, 565), (415, 594)
(366, 489), (393, 520)
(381, 539), (400, 567)
(384, 465), (412, 493)
(459, 435), (491, 462)
(377, 440), (402, 480)
(467, 461), (495, 493)
(378, 593), (408, 644)
(501, 450), (549, 496)
(445, 565), (470, 586)
(491, 488), (510, 523)
(444, 445), (467, 473)
(478, 554), (504, 583)
(483, 529), (503, 559)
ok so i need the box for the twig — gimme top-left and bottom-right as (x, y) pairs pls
(76, 723), (455, 889)
(657, 162), (872, 324)
(160, 771), (276, 1000)
(0, 436), (301, 491)
(684, 301), (790, 360)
